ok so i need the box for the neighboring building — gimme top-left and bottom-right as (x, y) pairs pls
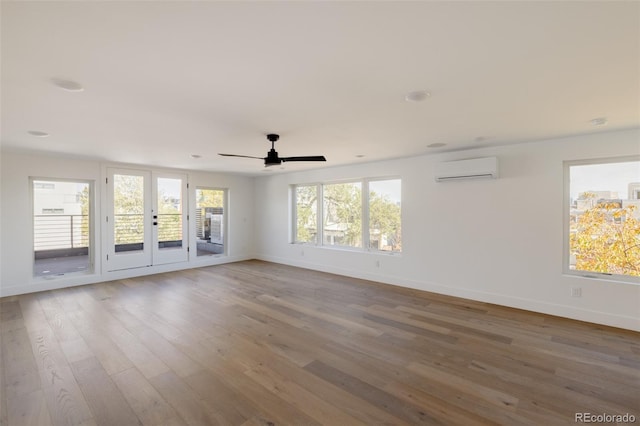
(629, 182), (640, 200)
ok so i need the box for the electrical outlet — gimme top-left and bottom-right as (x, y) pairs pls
(375, 260), (380, 268)
(300, 249), (305, 256)
(571, 287), (582, 297)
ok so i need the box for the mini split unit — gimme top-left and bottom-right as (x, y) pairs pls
(434, 157), (498, 182)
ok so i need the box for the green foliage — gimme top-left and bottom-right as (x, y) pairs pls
(197, 189), (224, 208)
(112, 175), (145, 244)
(296, 185), (317, 243)
(79, 186), (90, 216)
(323, 183), (362, 247)
(296, 182), (402, 251)
(369, 191), (401, 251)
(114, 175), (144, 214)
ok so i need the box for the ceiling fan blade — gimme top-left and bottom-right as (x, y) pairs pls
(218, 153), (264, 159)
(281, 156), (327, 162)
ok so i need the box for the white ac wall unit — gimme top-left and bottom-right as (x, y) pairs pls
(434, 157), (498, 182)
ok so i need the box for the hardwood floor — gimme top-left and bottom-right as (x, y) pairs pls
(1, 260), (638, 425)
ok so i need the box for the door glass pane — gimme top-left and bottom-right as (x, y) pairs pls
(369, 179), (402, 252)
(157, 178), (183, 250)
(33, 179), (91, 277)
(196, 188), (225, 256)
(114, 174), (145, 252)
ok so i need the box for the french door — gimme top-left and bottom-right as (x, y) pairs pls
(106, 168), (188, 271)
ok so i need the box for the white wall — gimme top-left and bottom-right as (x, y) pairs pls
(0, 151), (255, 296)
(253, 129), (640, 331)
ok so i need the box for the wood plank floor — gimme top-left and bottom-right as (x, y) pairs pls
(1, 260), (639, 425)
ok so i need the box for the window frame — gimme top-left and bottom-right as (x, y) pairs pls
(292, 176), (402, 254)
(30, 176), (96, 279)
(563, 156), (640, 284)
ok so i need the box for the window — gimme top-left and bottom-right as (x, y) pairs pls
(32, 178), (93, 277)
(369, 179), (402, 252)
(295, 185), (318, 244)
(323, 182), (362, 248)
(566, 158), (640, 280)
(293, 178), (401, 253)
(195, 188), (226, 256)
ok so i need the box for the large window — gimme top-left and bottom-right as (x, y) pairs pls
(566, 158), (640, 280)
(195, 188), (226, 256)
(32, 178), (93, 277)
(293, 178), (401, 253)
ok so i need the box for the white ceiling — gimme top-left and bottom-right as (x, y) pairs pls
(2, 1), (639, 175)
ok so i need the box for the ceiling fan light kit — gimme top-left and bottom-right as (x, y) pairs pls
(219, 133), (327, 168)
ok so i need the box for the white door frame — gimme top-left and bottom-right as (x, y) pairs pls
(105, 167), (188, 271)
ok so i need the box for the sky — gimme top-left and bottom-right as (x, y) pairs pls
(370, 179), (401, 203)
(570, 160), (640, 200)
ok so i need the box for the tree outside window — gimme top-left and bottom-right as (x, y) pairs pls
(568, 160), (640, 278)
(293, 178), (401, 253)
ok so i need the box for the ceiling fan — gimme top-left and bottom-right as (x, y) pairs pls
(219, 134), (327, 167)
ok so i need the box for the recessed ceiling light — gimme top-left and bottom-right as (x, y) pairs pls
(355, 154), (365, 158)
(27, 130), (50, 137)
(427, 142), (446, 148)
(405, 90), (431, 102)
(191, 154), (201, 159)
(590, 117), (608, 126)
(51, 78), (84, 92)
(474, 136), (486, 142)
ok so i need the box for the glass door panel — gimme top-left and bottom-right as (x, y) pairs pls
(157, 177), (183, 250)
(106, 168), (151, 271)
(152, 173), (188, 265)
(114, 174), (145, 252)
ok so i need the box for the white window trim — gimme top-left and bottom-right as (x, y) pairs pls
(30, 177), (96, 280)
(194, 186), (228, 258)
(563, 156), (640, 284)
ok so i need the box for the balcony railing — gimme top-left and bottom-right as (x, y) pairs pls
(35, 213), (183, 252)
(157, 213), (183, 242)
(113, 213), (182, 243)
(34, 214), (89, 250)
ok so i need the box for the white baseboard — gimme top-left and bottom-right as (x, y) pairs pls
(255, 253), (640, 332)
(0, 255), (253, 297)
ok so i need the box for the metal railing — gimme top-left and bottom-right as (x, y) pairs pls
(34, 213), (183, 252)
(34, 215), (89, 250)
(114, 214), (144, 244)
(114, 213), (182, 244)
(157, 213), (182, 242)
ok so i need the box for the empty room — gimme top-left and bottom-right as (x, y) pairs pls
(1, 1), (639, 425)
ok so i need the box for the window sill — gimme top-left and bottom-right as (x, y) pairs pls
(564, 271), (640, 286)
(291, 242), (402, 257)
